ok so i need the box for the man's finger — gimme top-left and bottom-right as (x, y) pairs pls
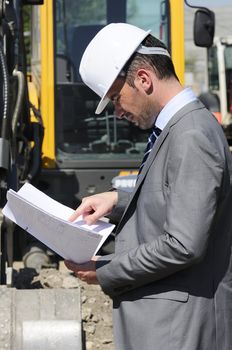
(64, 260), (95, 272)
(82, 210), (103, 225)
(64, 260), (77, 271)
(68, 206), (85, 222)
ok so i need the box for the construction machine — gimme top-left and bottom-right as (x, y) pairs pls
(0, 0), (215, 348)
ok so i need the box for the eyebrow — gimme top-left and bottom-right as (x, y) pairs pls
(107, 87), (119, 100)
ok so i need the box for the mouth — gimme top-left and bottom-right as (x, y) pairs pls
(124, 114), (135, 123)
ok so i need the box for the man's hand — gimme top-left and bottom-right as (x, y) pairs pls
(69, 191), (118, 225)
(64, 256), (100, 285)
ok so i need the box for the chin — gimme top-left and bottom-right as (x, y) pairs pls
(139, 124), (149, 130)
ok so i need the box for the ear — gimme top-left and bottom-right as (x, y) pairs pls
(135, 69), (153, 94)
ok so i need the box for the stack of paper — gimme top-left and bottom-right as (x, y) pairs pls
(2, 183), (115, 263)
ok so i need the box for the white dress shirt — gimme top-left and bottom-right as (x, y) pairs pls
(155, 87), (197, 131)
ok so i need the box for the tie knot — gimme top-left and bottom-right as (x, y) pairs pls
(148, 126), (162, 145)
(137, 125), (162, 177)
(152, 126), (162, 137)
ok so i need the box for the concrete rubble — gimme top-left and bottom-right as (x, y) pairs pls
(13, 262), (115, 349)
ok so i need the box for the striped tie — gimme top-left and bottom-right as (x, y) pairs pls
(138, 126), (161, 175)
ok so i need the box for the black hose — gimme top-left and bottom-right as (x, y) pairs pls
(11, 69), (25, 163)
(0, 39), (10, 139)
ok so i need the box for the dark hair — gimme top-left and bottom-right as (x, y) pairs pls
(124, 34), (179, 87)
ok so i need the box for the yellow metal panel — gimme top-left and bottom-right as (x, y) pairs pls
(169, 0), (185, 85)
(28, 80), (39, 121)
(40, 0), (56, 168)
(118, 170), (138, 176)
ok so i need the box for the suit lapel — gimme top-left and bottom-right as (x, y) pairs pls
(135, 127), (169, 187)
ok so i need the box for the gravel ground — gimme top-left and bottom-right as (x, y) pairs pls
(80, 281), (114, 350)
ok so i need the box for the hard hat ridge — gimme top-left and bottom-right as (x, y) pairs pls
(136, 45), (170, 57)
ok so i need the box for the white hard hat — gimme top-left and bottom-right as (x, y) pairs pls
(79, 23), (150, 114)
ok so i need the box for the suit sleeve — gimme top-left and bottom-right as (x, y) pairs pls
(96, 129), (225, 296)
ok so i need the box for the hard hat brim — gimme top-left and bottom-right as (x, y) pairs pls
(95, 96), (110, 115)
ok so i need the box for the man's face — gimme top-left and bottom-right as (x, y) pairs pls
(107, 76), (155, 130)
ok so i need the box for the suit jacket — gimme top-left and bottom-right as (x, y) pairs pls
(96, 100), (232, 350)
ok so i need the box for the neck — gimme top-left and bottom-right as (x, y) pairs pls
(153, 78), (184, 115)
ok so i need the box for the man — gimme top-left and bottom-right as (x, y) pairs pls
(65, 23), (232, 350)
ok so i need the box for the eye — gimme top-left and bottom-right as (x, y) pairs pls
(111, 94), (120, 104)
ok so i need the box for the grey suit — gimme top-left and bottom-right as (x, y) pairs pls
(96, 100), (232, 350)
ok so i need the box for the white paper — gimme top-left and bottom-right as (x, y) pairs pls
(2, 183), (115, 263)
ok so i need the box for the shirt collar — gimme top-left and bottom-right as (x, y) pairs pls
(155, 87), (197, 131)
